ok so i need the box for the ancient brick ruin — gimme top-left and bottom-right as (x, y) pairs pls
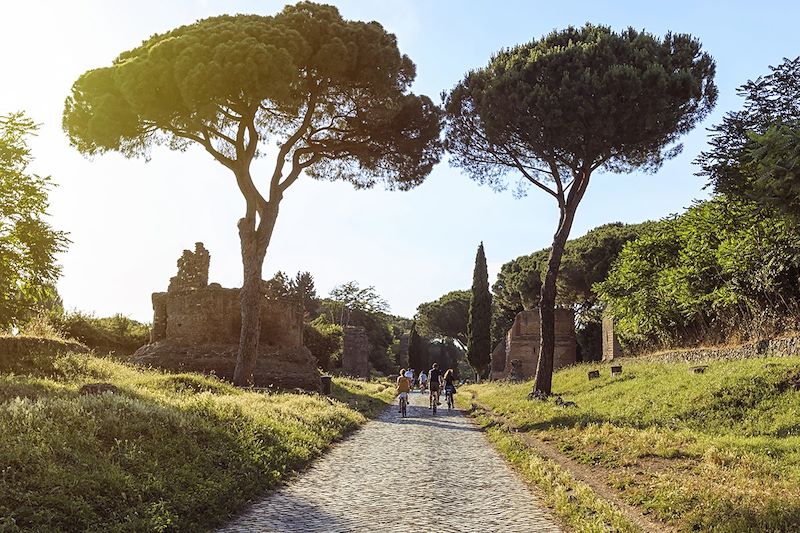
(491, 309), (577, 380)
(490, 341), (506, 380)
(602, 312), (623, 361)
(342, 326), (370, 378)
(133, 243), (319, 390)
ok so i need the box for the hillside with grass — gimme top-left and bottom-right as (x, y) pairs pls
(462, 358), (800, 532)
(0, 348), (393, 532)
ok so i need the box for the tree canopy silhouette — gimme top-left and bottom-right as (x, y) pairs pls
(444, 24), (716, 394)
(63, 2), (442, 385)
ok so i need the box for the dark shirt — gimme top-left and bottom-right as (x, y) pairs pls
(444, 373), (455, 386)
(428, 367), (442, 383)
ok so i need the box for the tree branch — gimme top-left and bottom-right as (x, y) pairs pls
(170, 127), (236, 170)
(268, 86), (322, 201)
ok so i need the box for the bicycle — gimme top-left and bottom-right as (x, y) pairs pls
(445, 387), (454, 410)
(399, 394), (407, 417)
(429, 388), (438, 415)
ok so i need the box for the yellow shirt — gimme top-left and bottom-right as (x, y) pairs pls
(397, 376), (411, 393)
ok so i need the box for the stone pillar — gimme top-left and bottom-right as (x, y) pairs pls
(602, 313), (622, 361)
(151, 292), (168, 342)
(502, 308), (577, 380)
(342, 326), (370, 379)
(553, 308), (577, 370)
(490, 341), (507, 380)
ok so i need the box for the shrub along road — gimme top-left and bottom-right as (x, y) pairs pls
(218, 390), (562, 532)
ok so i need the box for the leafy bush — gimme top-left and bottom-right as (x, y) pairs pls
(56, 312), (150, 355)
(303, 319), (342, 370)
(597, 198), (800, 352)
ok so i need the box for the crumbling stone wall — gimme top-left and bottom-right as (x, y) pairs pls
(496, 309), (576, 380)
(134, 243), (317, 390)
(342, 326), (370, 378)
(490, 341), (507, 380)
(151, 285), (302, 348)
(168, 242), (210, 292)
(602, 313), (622, 361)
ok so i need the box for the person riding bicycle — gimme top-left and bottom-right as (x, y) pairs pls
(419, 370), (428, 392)
(443, 368), (456, 407)
(428, 362), (443, 407)
(396, 368), (411, 413)
(404, 368), (415, 391)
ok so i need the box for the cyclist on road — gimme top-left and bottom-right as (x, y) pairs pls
(428, 362), (443, 407)
(443, 368), (456, 408)
(396, 368), (411, 413)
(419, 370), (428, 393)
(404, 368), (415, 391)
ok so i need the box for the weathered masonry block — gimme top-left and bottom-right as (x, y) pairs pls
(490, 341), (507, 381)
(134, 243), (319, 390)
(602, 312), (623, 361)
(493, 309), (577, 380)
(342, 326), (370, 379)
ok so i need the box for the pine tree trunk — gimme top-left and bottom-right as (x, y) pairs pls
(232, 209), (276, 386)
(533, 201), (581, 395)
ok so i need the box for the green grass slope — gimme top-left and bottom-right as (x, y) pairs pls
(464, 358), (800, 532)
(0, 350), (393, 532)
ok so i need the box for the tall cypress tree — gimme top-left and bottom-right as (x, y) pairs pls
(467, 242), (492, 380)
(408, 321), (425, 373)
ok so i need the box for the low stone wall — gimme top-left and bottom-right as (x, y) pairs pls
(132, 341), (320, 391)
(638, 335), (800, 363)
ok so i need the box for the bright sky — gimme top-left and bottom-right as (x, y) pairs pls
(2, 0), (799, 322)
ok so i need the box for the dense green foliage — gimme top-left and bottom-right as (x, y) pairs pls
(444, 25), (717, 186)
(325, 281), (388, 325)
(264, 270), (319, 316)
(596, 198), (800, 351)
(415, 290), (469, 347)
(0, 113), (69, 330)
(699, 57), (800, 218)
(492, 223), (650, 356)
(0, 350), (392, 532)
(56, 312), (150, 355)
(464, 357), (800, 531)
(444, 23), (716, 393)
(303, 318), (342, 370)
(316, 281), (408, 375)
(467, 243), (491, 378)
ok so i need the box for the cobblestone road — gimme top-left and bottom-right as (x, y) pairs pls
(218, 390), (562, 532)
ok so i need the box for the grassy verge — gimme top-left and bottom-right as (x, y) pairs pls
(465, 402), (640, 532)
(0, 349), (393, 532)
(462, 357), (800, 532)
